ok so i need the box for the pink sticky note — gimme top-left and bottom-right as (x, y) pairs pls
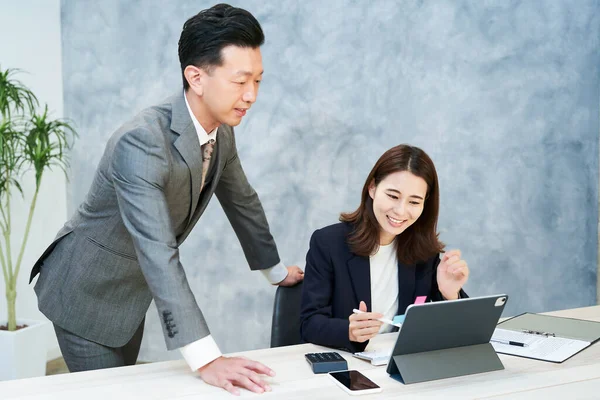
(414, 296), (427, 304)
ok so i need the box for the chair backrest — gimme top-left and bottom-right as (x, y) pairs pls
(270, 281), (304, 348)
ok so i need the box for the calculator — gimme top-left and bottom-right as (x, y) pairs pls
(304, 352), (348, 374)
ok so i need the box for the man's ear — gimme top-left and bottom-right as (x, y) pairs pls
(184, 65), (206, 96)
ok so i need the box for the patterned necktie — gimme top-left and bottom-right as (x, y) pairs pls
(200, 138), (215, 190)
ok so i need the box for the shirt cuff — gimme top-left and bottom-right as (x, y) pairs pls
(180, 334), (222, 371)
(260, 261), (288, 284)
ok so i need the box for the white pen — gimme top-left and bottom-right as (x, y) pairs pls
(352, 308), (399, 327)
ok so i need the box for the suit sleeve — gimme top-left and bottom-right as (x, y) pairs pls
(111, 128), (209, 350)
(429, 255), (469, 301)
(300, 230), (367, 353)
(214, 129), (280, 270)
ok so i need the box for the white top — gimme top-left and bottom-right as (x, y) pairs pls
(179, 92), (288, 371)
(369, 242), (399, 334)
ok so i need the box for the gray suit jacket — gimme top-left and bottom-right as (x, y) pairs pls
(30, 92), (280, 350)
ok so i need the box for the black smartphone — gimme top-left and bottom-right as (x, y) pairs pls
(329, 370), (382, 395)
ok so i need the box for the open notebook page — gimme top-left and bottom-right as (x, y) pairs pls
(491, 328), (590, 363)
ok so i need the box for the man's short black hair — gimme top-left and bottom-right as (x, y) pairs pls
(178, 3), (265, 90)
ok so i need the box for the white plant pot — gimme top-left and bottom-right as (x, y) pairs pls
(0, 318), (51, 381)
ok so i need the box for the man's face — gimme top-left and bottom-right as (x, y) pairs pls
(198, 45), (263, 129)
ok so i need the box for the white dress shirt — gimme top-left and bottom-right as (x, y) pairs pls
(180, 92), (289, 371)
(369, 242), (399, 334)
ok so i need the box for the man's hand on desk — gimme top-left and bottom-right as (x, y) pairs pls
(197, 356), (276, 396)
(276, 265), (304, 287)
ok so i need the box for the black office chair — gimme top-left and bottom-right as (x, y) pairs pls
(270, 281), (304, 347)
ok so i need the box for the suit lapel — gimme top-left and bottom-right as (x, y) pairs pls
(170, 93), (203, 227)
(397, 261), (416, 314)
(347, 254), (372, 311)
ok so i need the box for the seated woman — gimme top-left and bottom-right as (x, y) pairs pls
(300, 144), (469, 353)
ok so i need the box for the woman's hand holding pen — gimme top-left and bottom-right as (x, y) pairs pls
(348, 301), (383, 343)
(436, 249), (469, 300)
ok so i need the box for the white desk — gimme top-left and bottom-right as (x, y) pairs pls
(2, 306), (600, 399)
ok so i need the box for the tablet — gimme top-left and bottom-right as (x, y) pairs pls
(386, 294), (508, 384)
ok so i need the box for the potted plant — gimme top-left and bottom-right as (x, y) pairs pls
(0, 66), (77, 380)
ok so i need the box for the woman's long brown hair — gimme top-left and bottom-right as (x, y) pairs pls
(340, 144), (444, 264)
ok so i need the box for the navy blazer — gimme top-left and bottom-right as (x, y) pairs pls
(300, 222), (467, 353)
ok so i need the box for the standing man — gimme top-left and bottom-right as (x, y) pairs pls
(30, 3), (303, 396)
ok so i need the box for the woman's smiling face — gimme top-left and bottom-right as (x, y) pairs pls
(368, 170), (428, 245)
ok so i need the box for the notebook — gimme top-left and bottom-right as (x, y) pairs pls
(353, 349), (392, 366)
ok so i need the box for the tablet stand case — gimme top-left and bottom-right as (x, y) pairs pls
(388, 342), (503, 384)
(386, 295), (507, 384)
